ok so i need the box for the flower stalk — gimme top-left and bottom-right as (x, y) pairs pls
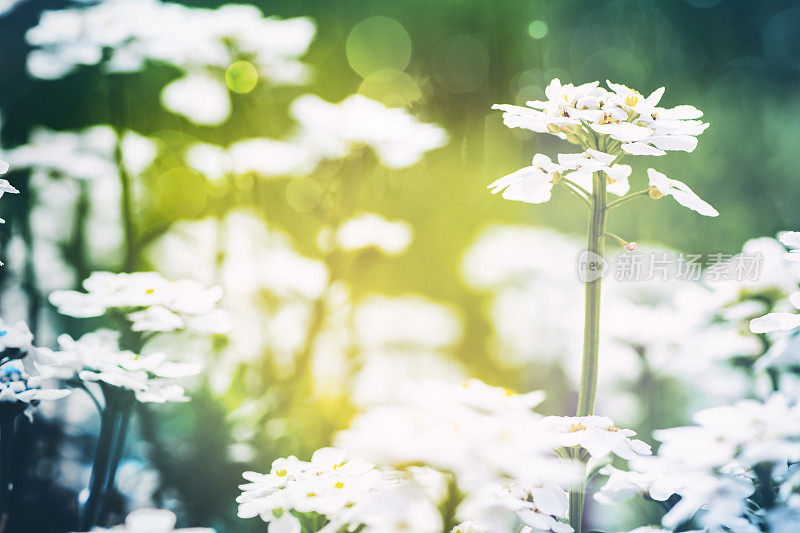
(79, 386), (135, 531)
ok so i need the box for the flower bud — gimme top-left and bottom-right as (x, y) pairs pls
(624, 241), (637, 252)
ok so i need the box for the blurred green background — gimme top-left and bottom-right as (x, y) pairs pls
(1, 0), (799, 531)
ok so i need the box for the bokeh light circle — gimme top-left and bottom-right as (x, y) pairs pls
(225, 60), (259, 94)
(528, 20), (548, 39)
(346, 16), (412, 78)
(432, 34), (489, 93)
(286, 177), (322, 212)
(358, 69), (421, 106)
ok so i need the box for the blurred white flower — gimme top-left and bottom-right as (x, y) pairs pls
(597, 395), (800, 532)
(228, 138), (319, 177)
(337, 379), (577, 489)
(42, 330), (201, 403)
(332, 213), (413, 255)
(26, 0), (314, 83)
(73, 507), (213, 532)
(0, 318), (55, 375)
(354, 295), (462, 351)
(452, 521), (485, 533)
(291, 94), (447, 168)
(160, 73), (231, 126)
(185, 143), (232, 182)
(647, 168), (718, 217)
(462, 482), (572, 533)
(49, 271), (229, 334)
(0, 361), (70, 413)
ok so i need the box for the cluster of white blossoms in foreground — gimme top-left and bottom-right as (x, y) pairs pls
(491, 79), (716, 216)
(71, 508), (213, 532)
(49, 271), (229, 334)
(331, 379), (650, 533)
(596, 394), (800, 532)
(237, 448), (387, 532)
(39, 330), (201, 403)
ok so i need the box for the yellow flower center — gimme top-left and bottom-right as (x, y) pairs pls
(276, 469), (287, 477)
(335, 481), (344, 489)
(606, 424), (620, 432)
(568, 422), (587, 432)
(145, 288), (155, 295)
(625, 95), (639, 107)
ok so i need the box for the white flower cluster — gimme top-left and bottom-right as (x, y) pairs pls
(26, 0), (314, 125)
(5, 126), (157, 181)
(491, 79), (716, 216)
(0, 152), (18, 230)
(461, 225), (761, 418)
(186, 94), (448, 179)
(72, 508), (213, 532)
(335, 379), (649, 533)
(40, 330), (200, 403)
(319, 213), (413, 256)
(237, 447), (387, 532)
(27, 0), (314, 81)
(750, 231), (800, 335)
(0, 319), (69, 416)
(49, 271), (229, 334)
(596, 394), (800, 532)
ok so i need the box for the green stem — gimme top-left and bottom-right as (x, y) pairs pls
(97, 393), (134, 522)
(0, 407), (17, 522)
(114, 130), (136, 272)
(568, 462), (587, 533)
(570, 171), (607, 533)
(577, 171), (607, 417)
(606, 189), (650, 210)
(80, 387), (122, 531)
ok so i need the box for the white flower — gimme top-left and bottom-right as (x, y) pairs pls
(557, 149), (632, 196)
(0, 361), (70, 411)
(353, 296), (462, 351)
(543, 415), (651, 460)
(332, 213), (413, 256)
(41, 330), (201, 403)
(185, 143), (232, 182)
(49, 272), (229, 334)
(290, 94), (447, 169)
(160, 73), (231, 126)
(237, 447), (385, 530)
(5, 125), (156, 181)
(26, 1), (314, 84)
(779, 231), (800, 262)
(470, 482), (573, 533)
(750, 293), (800, 334)
(0, 178), (17, 197)
(0, 318), (55, 375)
(647, 168), (718, 217)
(337, 379), (576, 489)
(487, 154), (563, 204)
(452, 521), (485, 533)
(72, 507), (213, 532)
